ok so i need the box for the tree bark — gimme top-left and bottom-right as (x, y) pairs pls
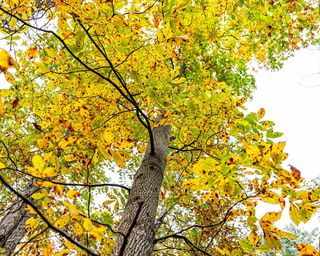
(0, 181), (36, 255)
(113, 125), (171, 256)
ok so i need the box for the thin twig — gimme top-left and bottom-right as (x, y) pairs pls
(2, 166), (130, 192)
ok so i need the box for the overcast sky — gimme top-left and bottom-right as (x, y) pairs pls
(247, 47), (320, 181)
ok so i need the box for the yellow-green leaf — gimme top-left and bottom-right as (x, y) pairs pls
(110, 149), (126, 168)
(289, 203), (302, 225)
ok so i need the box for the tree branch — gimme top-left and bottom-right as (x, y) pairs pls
(76, 20), (155, 155)
(155, 194), (256, 244)
(0, 173), (99, 256)
(3, 166), (130, 192)
(170, 234), (212, 256)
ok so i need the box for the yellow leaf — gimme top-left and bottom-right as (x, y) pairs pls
(42, 167), (56, 177)
(26, 166), (40, 176)
(297, 244), (319, 256)
(73, 221), (83, 235)
(25, 205), (37, 214)
(245, 144), (262, 163)
(64, 154), (76, 162)
(110, 149), (126, 168)
(0, 48), (14, 72)
(58, 138), (70, 149)
(103, 131), (114, 144)
(63, 201), (79, 213)
(26, 217), (40, 230)
(56, 249), (69, 256)
(32, 155), (45, 171)
(214, 247), (229, 255)
(50, 155), (60, 169)
(83, 218), (93, 231)
(37, 138), (50, 149)
(4, 71), (15, 84)
(53, 184), (63, 196)
(32, 191), (47, 200)
(249, 231), (259, 246)
(55, 215), (70, 228)
(66, 190), (80, 199)
(0, 98), (3, 115)
(42, 181), (54, 187)
(42, 245), (53, 256)
(257, 108), (265, 119)
(261, 211), (282, 223)
(289, 164), (302, 181)
(0, 162), (5, 169)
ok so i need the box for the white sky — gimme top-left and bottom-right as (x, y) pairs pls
(247, 47), (320, 181)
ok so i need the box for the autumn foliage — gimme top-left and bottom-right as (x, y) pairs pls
(0, 0), (319, 255)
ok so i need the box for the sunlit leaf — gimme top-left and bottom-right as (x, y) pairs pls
(32, 155), (45, 171)
(83, 218), (93, 232)
(55, 215), (70, 228)
(0, 48), (13, 72)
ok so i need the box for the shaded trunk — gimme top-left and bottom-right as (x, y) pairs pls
(0, 181), (36, 255)
(113, 125), (171, 256)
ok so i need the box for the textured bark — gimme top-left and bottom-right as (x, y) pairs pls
(0, 181), (36, 255)
(113, 125), (171, 256)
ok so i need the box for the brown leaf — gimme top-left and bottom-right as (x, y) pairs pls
(289, 164), (301, 181)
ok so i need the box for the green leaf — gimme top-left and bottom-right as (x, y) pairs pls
(239, 239), (254, 252)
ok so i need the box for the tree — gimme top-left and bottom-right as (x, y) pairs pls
(261, 224), (320, 256)
(0, 0), (319, 255)
(281, 224), (319, 256)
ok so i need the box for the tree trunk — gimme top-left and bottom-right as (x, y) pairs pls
(113, 125), (171, 256)
(0, 181), (36, 255)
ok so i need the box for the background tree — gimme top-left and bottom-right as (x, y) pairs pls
(261, 224), (320, 256)
(0, 0), (319, 255)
